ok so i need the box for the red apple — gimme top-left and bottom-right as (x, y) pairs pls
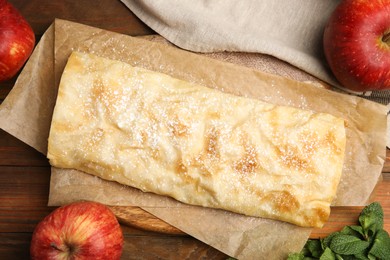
(323, 0), (390, 91)
(0, 0), (35, 82)
(30, 201), (124, 260)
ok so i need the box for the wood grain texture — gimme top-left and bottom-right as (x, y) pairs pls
(0, 227), (226, 260)
(8, 0), (155, 37)
(0, 0), (389, 259)
(0, 131), (48, 166)
(110, 206), (186, 235)
(0, 79), (14, 101)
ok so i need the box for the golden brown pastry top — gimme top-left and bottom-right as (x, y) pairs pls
(48, 52), (346, 228)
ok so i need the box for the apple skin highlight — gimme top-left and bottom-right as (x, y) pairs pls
(30, 201), (124, 260)
(323, 0), (390, 91)
(0, 0), (35, 82)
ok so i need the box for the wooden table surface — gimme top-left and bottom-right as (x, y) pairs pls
(1, 1), (389, 259)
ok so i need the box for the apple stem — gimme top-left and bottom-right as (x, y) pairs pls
(50, 242), (63, 252)
(383, 32), (390, 45)
(50, 241), (77, 257)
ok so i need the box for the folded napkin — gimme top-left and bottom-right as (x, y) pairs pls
(121, 0), (390, 105)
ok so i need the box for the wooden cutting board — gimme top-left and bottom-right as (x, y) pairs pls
(108, 173), (390, 239)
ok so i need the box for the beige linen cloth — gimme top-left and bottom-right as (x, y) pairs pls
(121, 0), (390, 105)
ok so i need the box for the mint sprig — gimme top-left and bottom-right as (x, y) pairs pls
(287, 202), (390, 260)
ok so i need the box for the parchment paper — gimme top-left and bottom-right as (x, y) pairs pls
(0, 19), (387, 259)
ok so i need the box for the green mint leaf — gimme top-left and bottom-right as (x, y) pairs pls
(322, 232), (340, 249)
(341, 225), (365, 239)
(287, 252), (305, 260)
(336, 254), (364, 260)
(300, 245), (311, 257)
(330, 234), (370, 255)
(306, 239), (324, 258)
(367, 254), (377, 260)
(319, 247), (336, 260)
(288, 203), (387, 260)
(368, 229), (390, 260)
(359, 202), (384, 238)
(353, 252), (370, 260)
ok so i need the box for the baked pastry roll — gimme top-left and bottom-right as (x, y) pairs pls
(48, 52), (346, 228)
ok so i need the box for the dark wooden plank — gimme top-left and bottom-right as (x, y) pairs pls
(0, 207), (54, 233)
(0, 233), (32, 260)
(0, 166), (50, 196)
(0, 231), (227, 260)
(0, 166), (51, 232)
(0, 130), (48, 167)
(8, 0), (155, 37)
(0, 79), (14, 101)
(121, 236), (227, 260)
